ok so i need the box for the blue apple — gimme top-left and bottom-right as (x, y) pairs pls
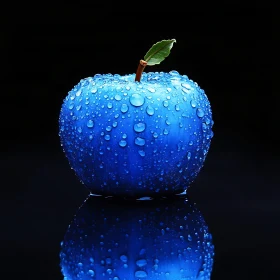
(59, 70), (214, 196)
(60, 194), (215, 279)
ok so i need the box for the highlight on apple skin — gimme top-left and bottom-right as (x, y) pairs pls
(58, 71), (214, 196)
(60, 194), (215, 280)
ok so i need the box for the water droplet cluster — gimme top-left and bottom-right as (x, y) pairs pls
(59, 70), (214, 196)
(60, 195), (215, 280)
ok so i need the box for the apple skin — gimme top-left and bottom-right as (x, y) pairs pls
(59, 71), (214, 196)
(60, 194), (215, 280)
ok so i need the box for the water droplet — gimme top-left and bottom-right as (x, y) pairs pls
(106, 258), (112, 265)
(87, 120), (94, 128)
(153, 132), (158, 138)
(181, 88), (189, 94)
(205, 117), (211, 125)
(107, 268), (112, 274)
(187, 152), (191, 160)
(196, 108), (205, 118)
(107, 102), (113, 109)
(105, 135), (110, 141)
(119, 140), (127, 147)
(68, 103), (74, 109)
(148, 87), (155, 93)
(135, 271), (147, 278)
(76, 90), (82, 96)
(76, 104), (82, 111)
(129, 93), (145, 107)
(91, 88), (97, 93)
(89, 135), (93, 140)
(181, 83), (191, 90)
(146, 105), (155, 116)
(163, 129), (169, 135)
(163, 100), (169, 107)
(188, 234), (192, 241)
(113, 277), (119, 280)
(121, 104), (129, 113)
(135, 137), (145, 146)
(120, 255), (128, 263)
(189, 140), (193, 146)
(165, 119), (171, 125)
(202, 122), (207, 132)
(115, 94), (122, 101)
(134, 122), (146, 132)
(190, 100), (197, 108)
(78, 262), (83, 267)
(113, 121), (118, 127)
(88, 270), (95, 276)
(122, 133), (127, 139)
(175, 104), (180, 111)
(169, 70), (179, 75)
(154, 258), (159, 264)
(77, 127), (82, 133)
(139, 249), (146, 255)
(138, 150), (145, 157)
(106, 125), (112, 132)
(136, 259), (147, 267)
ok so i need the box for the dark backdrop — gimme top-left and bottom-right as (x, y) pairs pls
(1, 6), (279, 280)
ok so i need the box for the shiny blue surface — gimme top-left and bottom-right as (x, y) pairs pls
(60, 194), (215, 279)
(59, 71), (214, 196)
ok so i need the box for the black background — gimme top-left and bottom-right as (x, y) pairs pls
(1, 5), (279, 280)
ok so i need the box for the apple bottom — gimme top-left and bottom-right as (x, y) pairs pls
(87, 186), (189, 199)
(60, 195), (214, 279)
(71, 150), (205, 198)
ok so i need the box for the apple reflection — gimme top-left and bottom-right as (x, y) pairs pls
(60, 194), (214, 279)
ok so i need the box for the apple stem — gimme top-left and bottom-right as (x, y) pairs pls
(135, 60), (148, 82)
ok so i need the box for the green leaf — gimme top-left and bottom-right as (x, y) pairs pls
(144, 39), (176, 66)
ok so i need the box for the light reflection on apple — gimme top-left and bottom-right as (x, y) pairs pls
(60, 194), (215, 280)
